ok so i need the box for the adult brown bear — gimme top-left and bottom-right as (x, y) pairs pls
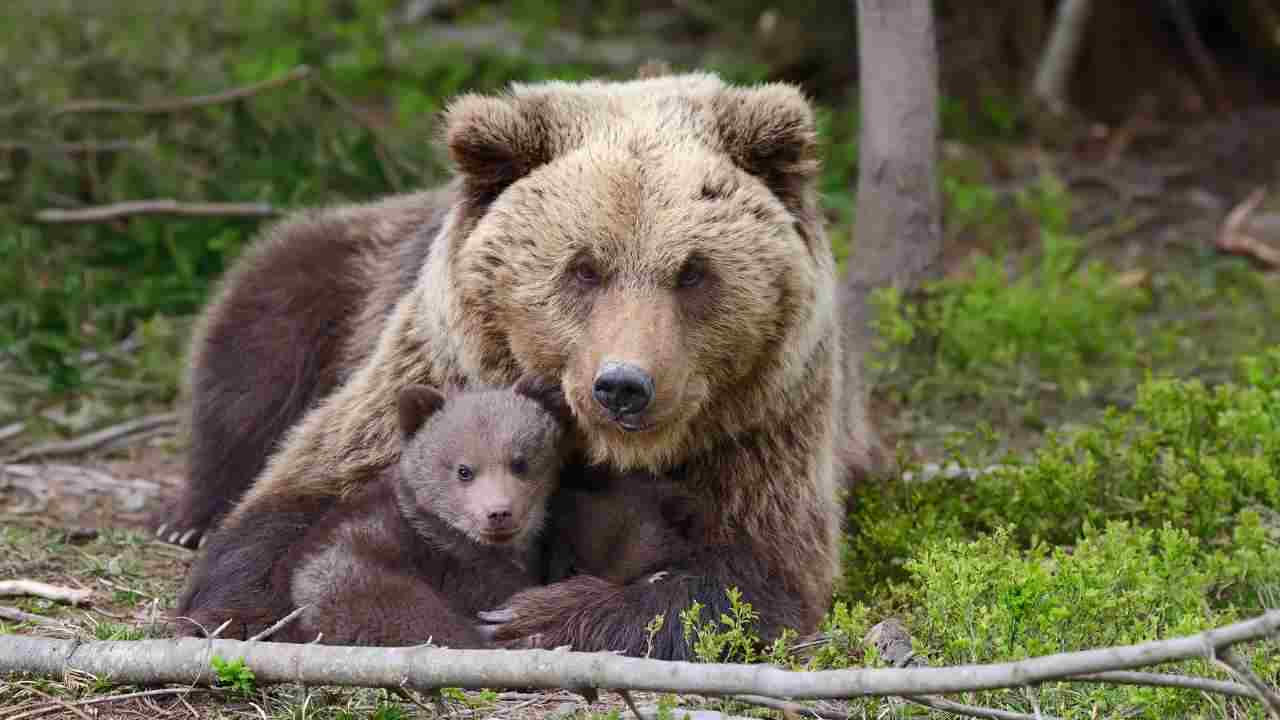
(168, 72), (881, 658)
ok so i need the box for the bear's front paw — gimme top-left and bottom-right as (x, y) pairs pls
(476, 575), (616, 645)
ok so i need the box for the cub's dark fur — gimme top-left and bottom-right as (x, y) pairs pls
(271, 376), (569, 647)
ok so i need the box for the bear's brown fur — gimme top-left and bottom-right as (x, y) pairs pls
(174, 73), (879, 659)
(273, 378), (568, 647)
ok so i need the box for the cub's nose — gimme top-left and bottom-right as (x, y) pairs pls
(592, 362), (654, 416)
(486, 508), (514, 528)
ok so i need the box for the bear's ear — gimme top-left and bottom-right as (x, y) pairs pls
(443, 94), (554, 205)
(398, 385), (446, 439)
(711, 83), (819, 214)
(512, 372), (573, 426)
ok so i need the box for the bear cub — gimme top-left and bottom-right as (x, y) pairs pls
(273, 375), (570, 647)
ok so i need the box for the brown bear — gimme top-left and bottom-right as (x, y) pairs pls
(270, 377), (569, 647)
(171, 72), (880, 659)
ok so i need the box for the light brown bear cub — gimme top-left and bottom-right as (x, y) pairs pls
(271, 376), (569, 647)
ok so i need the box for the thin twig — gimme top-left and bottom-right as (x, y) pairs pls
(0, 422), (28, 444)
(0, 580), (92, 605)
(730, 694), (844, 720)
(248, 606), (310, 642)
(6, 412), (179, 461)
(0, 139), (145, 154)
(53, 65), (312, 116)
(24, 687), (93, 720)
(34, 201), (277, 224)
(618, 690), (645, 720)
(1215, 647), (1280, 719)
(7, 688), (219, 720)
(1070, 670), (1254, 699)
(910, 694), (1051, 720)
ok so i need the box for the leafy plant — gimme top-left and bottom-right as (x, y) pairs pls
(211, 655), (257, 696)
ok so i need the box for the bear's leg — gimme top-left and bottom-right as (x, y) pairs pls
(287, 570), (488, 648)
(153, 215), (372, 548)
(176, 290), (439, 627)
(477, 545), (812, 660)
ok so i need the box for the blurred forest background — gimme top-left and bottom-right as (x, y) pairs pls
(2, 2), (1280, 718)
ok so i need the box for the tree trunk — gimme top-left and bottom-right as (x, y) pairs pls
(844, 0), (942, 359)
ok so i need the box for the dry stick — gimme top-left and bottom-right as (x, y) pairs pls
(35, 201), (277, 224)
(1215, 647), (1280, 719)
(0, 580), (92, 605)
(53, 65), (313, 116)
(6, 412), (179, 461)
(23, 687), (93, 720)
(247, 606), (310, 642)
(0, 422), (28, 444)
(1164, 0), (1229, 112)
(0, 139), (144, 154)
(2, 611), (1278, 699)
(0, 606), (65, 627)
(7, 688), (219, 720)
(1071, 670), (1253, 699)
(1031, 0), (1093, 115)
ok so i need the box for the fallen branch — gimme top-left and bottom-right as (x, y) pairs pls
(52, 65), (312, 116)
(1071, 670), (1253, 699)
(2, 463), (164, 515)
(0, 611), (1275, 700)
(1031, 0), (1093, 115)
(0, 139), (145, 154)
(34, 201), (277, 224)
(6, 413), (179, 462)
(0, 580), (92, 606)
(0, 606), (66, 627)
(1215, 188), (1280, 268)
(6, 688), (220, 720)
(1215, 647), (1280, 719)
(0, 422), (25, 444)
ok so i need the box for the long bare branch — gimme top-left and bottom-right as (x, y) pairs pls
(52, 66), (312, 116)
(34, 201), (277, 224)
(6, 413), (178, 461)
(0, 611), (1276, 699)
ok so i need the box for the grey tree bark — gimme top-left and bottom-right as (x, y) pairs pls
(844, 0), (942, 361)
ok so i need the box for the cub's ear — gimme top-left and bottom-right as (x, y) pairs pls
(443, 93), (554, 205)
(397, 385), (446, 439)
(512, 372), (573, 426)
(711, 83), (819, 214)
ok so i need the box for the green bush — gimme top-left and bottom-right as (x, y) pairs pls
(904, 522), (1278, 718)
(844, 347), (1280, 600)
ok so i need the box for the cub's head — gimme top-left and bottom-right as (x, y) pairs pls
(394, 374), (571, 547)
(443, 73), (833, 471)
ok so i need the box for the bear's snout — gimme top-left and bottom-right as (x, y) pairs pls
(592, 361), (654, 419)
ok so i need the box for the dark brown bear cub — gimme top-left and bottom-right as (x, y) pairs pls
(272, 376), (569, 647)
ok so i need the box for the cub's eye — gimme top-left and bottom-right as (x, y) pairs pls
(457, 465), (474, 483)
(572, 261), (602, 287)
(510, 457), (528, 476)
(676, 262), (706, 289)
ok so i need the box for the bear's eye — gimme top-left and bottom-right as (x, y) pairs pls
(457, 464), (474, 483)
(676, 261), (706, 289)
(510, 457), (528, 476)
(572, 261), (602, 287)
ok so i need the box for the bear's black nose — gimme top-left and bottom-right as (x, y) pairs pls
(592, 362), (654, 416)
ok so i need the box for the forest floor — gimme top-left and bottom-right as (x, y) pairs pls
(3, 40), (1280, 720)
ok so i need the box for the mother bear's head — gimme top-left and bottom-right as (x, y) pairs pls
(436, 73), (839, 472)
